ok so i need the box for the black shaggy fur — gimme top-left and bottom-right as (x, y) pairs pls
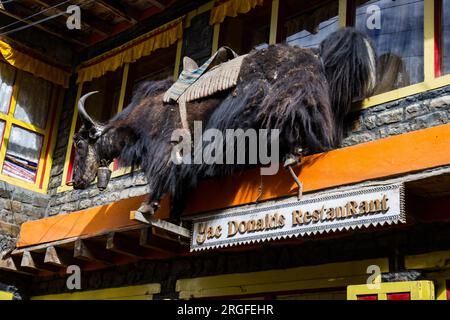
(72, 28), (376, 219)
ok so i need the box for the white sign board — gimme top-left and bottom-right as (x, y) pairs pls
(190, 183), (405, 251)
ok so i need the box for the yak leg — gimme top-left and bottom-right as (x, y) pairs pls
(137, 194), (161, 215)
(283, 148), (304, 200)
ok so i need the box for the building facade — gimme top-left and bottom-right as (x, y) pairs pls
(0, 0), (450, 300)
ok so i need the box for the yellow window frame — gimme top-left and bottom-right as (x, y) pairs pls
(405, 249), (450, 300)
(58, 40), (183, 193)
(213, 0), (449, 110)
(31, 283), (161, 300)
(347, 280), (435, 300)
(176, 258), (388, 299)
(0, 291), (13, 300)
(0, 66), (62, 194)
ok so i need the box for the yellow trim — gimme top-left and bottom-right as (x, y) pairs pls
(176, 258), (388, 299)
(40, 87), (64, 193)
(435, 279), (448, 300)
(117, 63), (129, 113)
(77, 17), (184, 84)
(174, 39), (183, 79)
(405, 250), (450, 270)
(0, 40), (70, 88)
(186, 1), (215, 28)
(0, 113), (46, 134)
(269, 0), (279, 45)
(347, 281), (435, 300)
(31, 283), (161, 300)
(359, 74), (450, 109)
(0, 75), (18, 172)
(424, 0), (435, 82)
(57, 83), (83, 193)
(0, 291), (13, 300)
(339, 0), (347, 28)
(211, 23), (220, 55)
(209, 0), (264, 25)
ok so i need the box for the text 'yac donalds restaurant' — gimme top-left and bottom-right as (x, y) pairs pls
(0, 0), (450, 301)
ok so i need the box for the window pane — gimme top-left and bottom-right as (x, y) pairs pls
(0, 120), (5, 149)
(283, 0), (339, 48)
(443, 0), (450, 75)
(355, 0), (424, 95)
(125, 45), (176, 107)
(218, 0), (271, 54)
(0, 63), (15, 114)
(81, 66), (124, 122)
(2, 125), (43, 183)
(14, 72), (52, 128)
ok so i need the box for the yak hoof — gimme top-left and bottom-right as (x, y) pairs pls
(151, 201), (160, 211)
(283, 154), (299, 167)
(137, 203), (155, 215)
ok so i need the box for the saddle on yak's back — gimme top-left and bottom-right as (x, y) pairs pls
(163, 46), (246, 130)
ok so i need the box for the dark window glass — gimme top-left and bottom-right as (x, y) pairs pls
(124, 45), (176, 107)
(355, 0), (424, 95)
(283, 0), (339, 48)
(218, 0), (271, 54)
(81, 67), (124, 122)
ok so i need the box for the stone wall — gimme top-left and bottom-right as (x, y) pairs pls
(0, 181), (49, 252)
(344, 87), (450, 146)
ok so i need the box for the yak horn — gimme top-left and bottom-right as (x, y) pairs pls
(78, 91), (99, 128)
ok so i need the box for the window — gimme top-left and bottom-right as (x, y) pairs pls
(218, 0), (271, 54)
(124, 45), (177, 106)
(65, 67), (125, 185)
(0, 61), (59, 190)
(355, 0), (424, 95)
(281, 0), (339, 48)
(62, 45), (177, 189)
(442, 0), (450, 75)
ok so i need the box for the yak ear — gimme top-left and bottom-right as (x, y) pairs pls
(183, 57), (198, 72)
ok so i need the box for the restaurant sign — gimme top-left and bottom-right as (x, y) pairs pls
(190, 183), (405, 251)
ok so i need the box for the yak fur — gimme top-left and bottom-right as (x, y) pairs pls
(72, 28), (376, 219)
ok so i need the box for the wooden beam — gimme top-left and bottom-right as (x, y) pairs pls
(44, 246), (80, 268)
(30, 0), (111, 37)
(74, 239), (115, 265)
(0, 6), (87, 47)
(97, 1), (138, 23)
(0, 252), (36, 275)
(143, 0), (166, 10)
(20, 251), (60, 272)
(130, 211), (190, 239)
(106, 232), (152, 257)
(139, 227), (184, 253)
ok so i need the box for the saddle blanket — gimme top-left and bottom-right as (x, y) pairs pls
(163, 47), (246, 103)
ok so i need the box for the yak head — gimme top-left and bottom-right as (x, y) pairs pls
(71, 91), (107, 190)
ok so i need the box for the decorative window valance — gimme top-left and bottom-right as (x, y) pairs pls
(210, 0), (264, 25)
(76, 17), (185, 84)
(0, 40), (70, 88)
